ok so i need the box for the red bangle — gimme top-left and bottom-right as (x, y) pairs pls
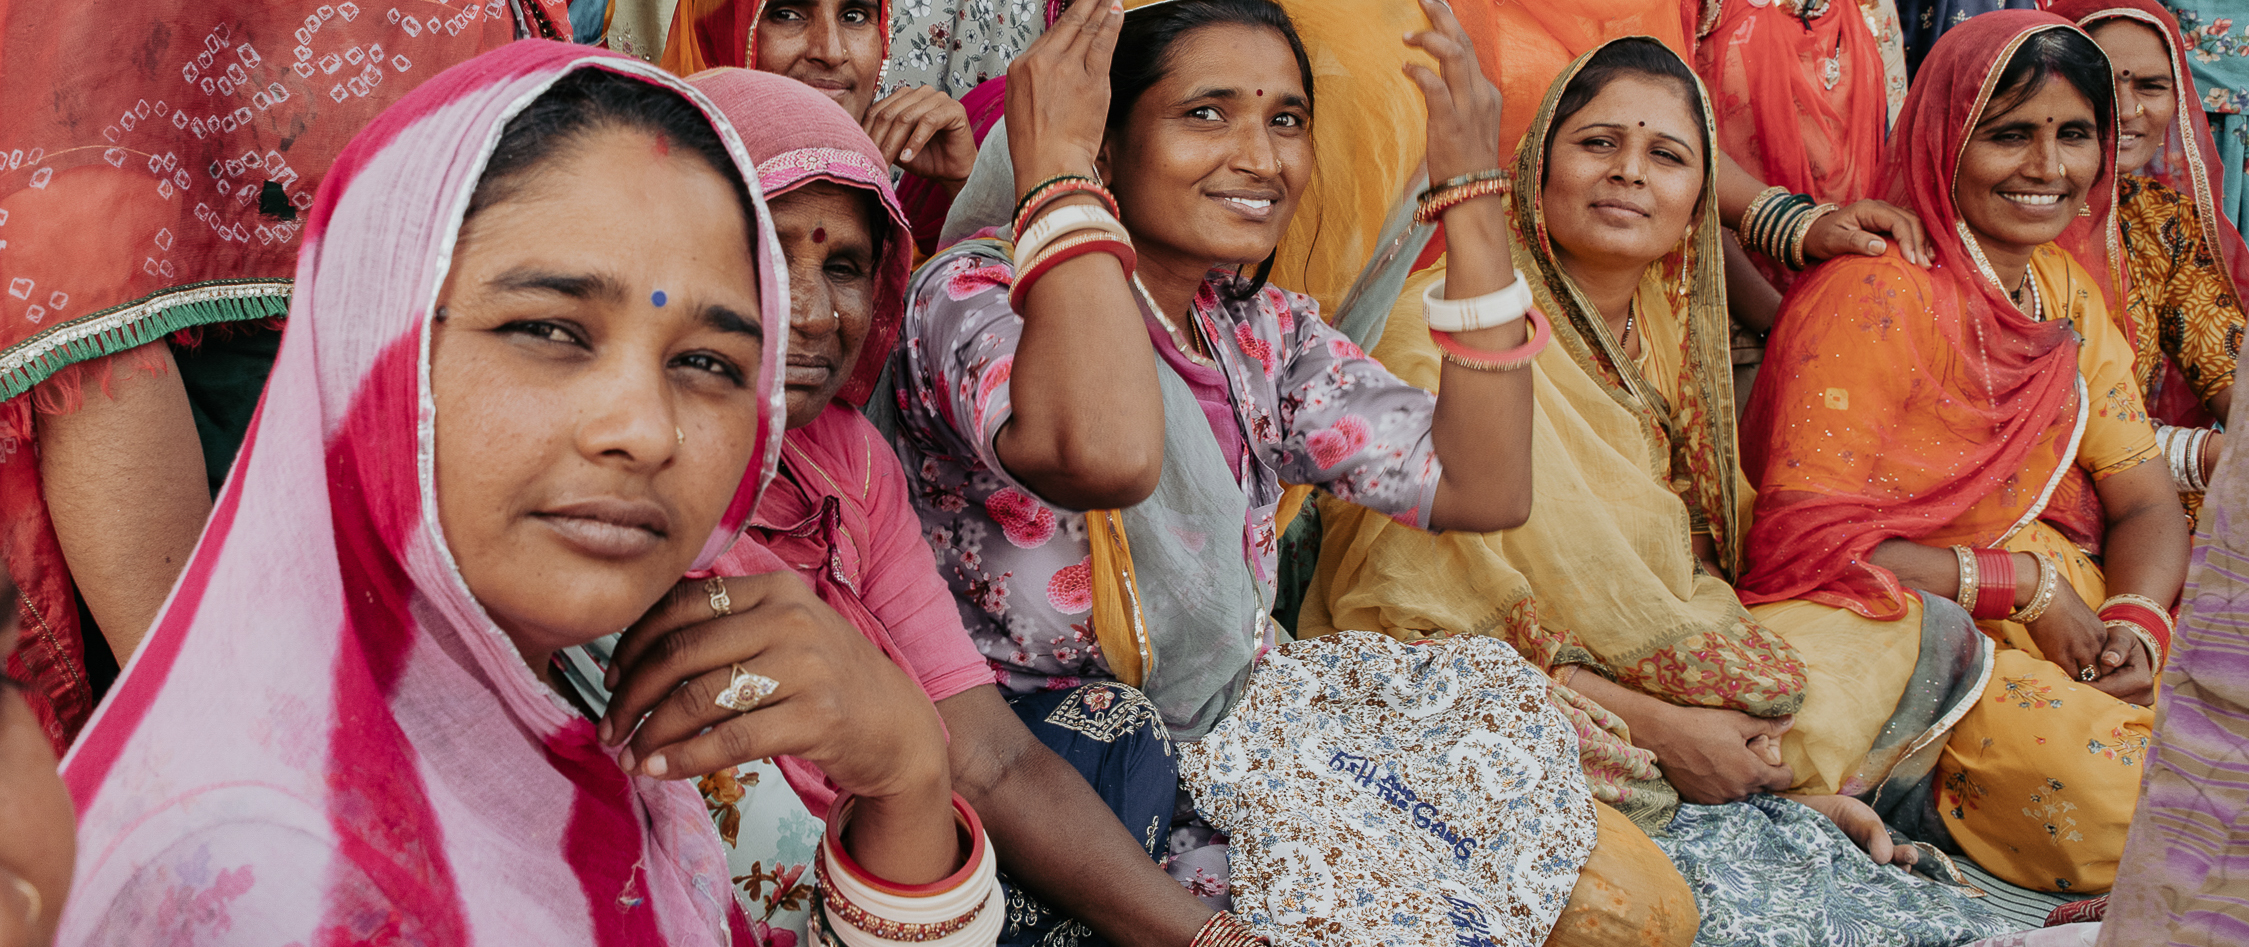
(2099, 600), (2172, 655)
(1428, 307), (1552, 372)
(821, 792), (989, 897)
(1007, 235), (1135, 312)
(1971, 549), (2017, 621)
(1014, 179), (1121, 235)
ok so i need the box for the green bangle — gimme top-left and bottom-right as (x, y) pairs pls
(1012, 174), (1098, 231)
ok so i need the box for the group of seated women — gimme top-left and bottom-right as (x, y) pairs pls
(2, 0), (2244, 945)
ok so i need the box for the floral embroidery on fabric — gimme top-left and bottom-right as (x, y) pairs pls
(2086, 727), (2151, 766)
(755, 148), (889, 195)
(1043, 681), (1169, 745)
(1997, 675), (2065, 711)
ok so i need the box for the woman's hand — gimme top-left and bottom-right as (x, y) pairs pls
(602, 573), (959, 882)
(2023, 589), (2121, 689)
(2090, 631), (2157, 706)
(1803, 199), (1933, 266)
(1790, 794), (1918, 867)
(1403, 0), (1503, 195)
(601, 573), (946, 795)
(864, 85), (980, 189)
(1636, 705), (1798, 805)
(1005, 0), (1123, 198)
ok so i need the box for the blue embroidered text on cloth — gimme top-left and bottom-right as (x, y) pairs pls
(1180, 631), (1597, 947)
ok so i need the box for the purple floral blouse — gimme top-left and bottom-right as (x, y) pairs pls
(887, 240), (1445, 696)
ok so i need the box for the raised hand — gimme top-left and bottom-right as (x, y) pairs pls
(1402, 0), (1503, 194)
(1005, 0), (1124, 198)
(864, 85), (979, 187)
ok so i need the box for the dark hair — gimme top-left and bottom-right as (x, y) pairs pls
(1980, 26), (2114, 172)
(467, 67), (753, 222)
(1105, 0), (1315, 298)
(1540, 37), (1709, 176)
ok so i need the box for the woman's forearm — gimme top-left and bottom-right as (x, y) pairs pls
(2095, 461), (2190, 606)
(1424, 198), (1535, 533)
(842, 763), (964, 886)
(994, 214), (1168, 509)
(938, 688), (1212, 947)
(40, 344), (213, 662)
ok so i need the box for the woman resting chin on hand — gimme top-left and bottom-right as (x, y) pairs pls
(51, 46), (989, 946)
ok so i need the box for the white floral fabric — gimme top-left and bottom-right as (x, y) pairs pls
(881, 0), (1042, 96)
(1178, 631), (1598, 947)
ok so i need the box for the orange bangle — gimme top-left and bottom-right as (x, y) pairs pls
(1428, 307), (1552, 372)
(1413, 177), (1512, 226)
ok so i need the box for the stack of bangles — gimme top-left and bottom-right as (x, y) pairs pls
(816, 793), (1005, 946)
(1191, 911), (1268, 946)
(2156, 424), (2213, 494)
(1008, 174), (1136, 312)
(1740, 185), (1841, 270)
(1412, 168), (1512, 226)
(1422, 267), (1552, 373)
(2099, 593), (2175, 672)
(1950, 546), (2061, 625)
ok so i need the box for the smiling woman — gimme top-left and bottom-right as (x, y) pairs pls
(50, 43), (991, 945)
(1739, 12), (2189, 895)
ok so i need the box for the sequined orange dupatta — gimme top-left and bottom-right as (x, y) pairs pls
(1736, 13), (2115, 619)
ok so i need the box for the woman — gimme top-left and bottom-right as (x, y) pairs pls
(1303, 36), (2015, 946)
(1739, 12), (2190, 894)
(2057, 0), (2246, 495)
(0, 0), (571, 756)
(660, 0), (981, 254)
(54, 43), (991, 943)
(570, 66), (1219, 946)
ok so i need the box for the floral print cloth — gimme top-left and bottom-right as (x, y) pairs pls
(1654, 795), (2018, 947)
(2165, 1), (2249, 242)
(1179, 631), (1598, 947)
(881, 0), (1043, 96)
(887, 240), (1443, 706)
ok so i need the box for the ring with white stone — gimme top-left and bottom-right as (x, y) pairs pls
(715, 664), (779, 713)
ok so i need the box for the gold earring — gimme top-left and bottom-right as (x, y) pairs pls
(676, 427), (686, 446)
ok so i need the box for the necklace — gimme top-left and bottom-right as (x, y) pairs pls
(1133, 275), (1216, 368)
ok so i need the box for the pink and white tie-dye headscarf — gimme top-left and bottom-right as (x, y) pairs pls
(55, 40), (788, 945)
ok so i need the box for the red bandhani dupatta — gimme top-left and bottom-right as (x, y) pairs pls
(54, 41), (788, 944)
(1695, 0), (1889, 286)
(0, 0), (569, 754)
(2053, 0), (2249, 426)
(1737, 12), (2117, 618)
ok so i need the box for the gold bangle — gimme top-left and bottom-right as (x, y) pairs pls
(1787, 202), (1841, 270)
(1740, 185), (1788, 234)
(2009, 554), (2060, 624)
(1951, 545), (1979, 616)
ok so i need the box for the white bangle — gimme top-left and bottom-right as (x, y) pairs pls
(1422, 270), (1535, 333)
(1013, 203), (1130, 267)
(818, 797), (1005, 947)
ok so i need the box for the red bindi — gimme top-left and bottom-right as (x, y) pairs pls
(812, 227), (827, 244)
(651, 135), (671, 157)
(1256, 89), (1264, 96)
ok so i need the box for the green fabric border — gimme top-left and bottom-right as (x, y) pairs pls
(1, 279), (291, 402)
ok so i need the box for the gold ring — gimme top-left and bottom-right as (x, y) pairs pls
(705, 577), (732, 617)
(2079, 665), (2098, 682)
(715, 664), (779, 713)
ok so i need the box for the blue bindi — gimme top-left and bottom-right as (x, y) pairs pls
(651, 290), (668, 307)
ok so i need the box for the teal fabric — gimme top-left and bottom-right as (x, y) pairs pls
(2165, 2), (2249, 239)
